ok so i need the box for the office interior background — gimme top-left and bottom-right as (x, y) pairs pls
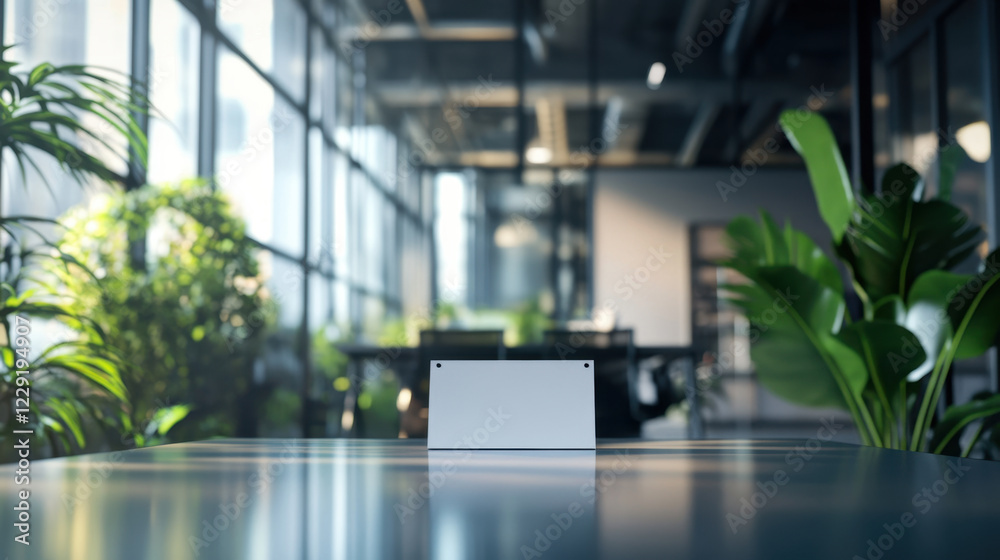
(1, 0), (998, 453)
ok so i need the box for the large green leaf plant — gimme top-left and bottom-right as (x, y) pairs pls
(722, 110), (1000, 456)
(1, 45), (148, 456)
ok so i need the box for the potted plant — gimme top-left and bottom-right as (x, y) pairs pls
(721, 110), (1000, 456)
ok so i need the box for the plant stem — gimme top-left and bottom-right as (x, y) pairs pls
(910, 350), (949, 451)
(899, 381), (908, 449)
(859, 335), (895, 447)
(961, 423), (985, 458)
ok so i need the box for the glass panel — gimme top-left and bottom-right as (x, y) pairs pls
(362, 295), (386, 341)
(216, 0), (307, 102)
(943, 0), (991, 405)
(890, 38), (934, 178)
(1, 0), (131, 219)
(308, 129), (333, 270)
(434, 172), (471, 306)
(335, 51), (353, 149)
(148, 0), (199, 184)
(334, 280), (351, 333)
(216, 47), (305, 256)
(348, 166), (367, 284)
(944, 0), (989, 238)
(364, 181), (385, 294)
(307, 27), (341, 134)
(332, 151), (351, 279)
(257, 251), (304, 437)
(309, 27), (323, 122)
(401, 219), (431, 315)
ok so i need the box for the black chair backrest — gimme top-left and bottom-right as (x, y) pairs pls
(418, 329), (506, 366)
(542, 329), (634, 353)
(420, 329), (505, 350)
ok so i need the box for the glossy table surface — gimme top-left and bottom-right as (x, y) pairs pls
(2, 439), (998, 559)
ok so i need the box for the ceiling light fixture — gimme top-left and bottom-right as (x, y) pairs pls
(526, 146), (553, 164)
(647, 62), (666, 90)
(956, 121), (991, 164)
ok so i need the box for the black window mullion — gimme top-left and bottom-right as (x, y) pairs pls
(980, 0), (1000, 393)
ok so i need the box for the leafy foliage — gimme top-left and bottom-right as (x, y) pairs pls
(0, 44), (147, 191)
(0, 226), (130, 457)
(720, 110), (1000, 455)
(1, 45), (147, 458)
(52, 180), (271, 441)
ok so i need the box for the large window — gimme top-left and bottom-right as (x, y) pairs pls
(882, 0), (1000, 398)
(0, 0), (434, 437)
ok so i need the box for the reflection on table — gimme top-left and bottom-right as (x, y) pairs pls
(2, 439), (997, 559)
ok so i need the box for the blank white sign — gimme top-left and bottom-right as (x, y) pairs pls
(427, 360), (596, 449)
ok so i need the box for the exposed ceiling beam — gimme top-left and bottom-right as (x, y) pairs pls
(552, 98), (569, 162)
(677, 102), (721, 167)
(403, 0), (430, 29)
(722, 0), (787, 77)
(721, 98), (780, 161)
(452, 150), (676, 168)
(341, 23), (518, 42)
(382, 0), (520, 42)
(674, 0), (718, 52)
(373, 79), (810, 109)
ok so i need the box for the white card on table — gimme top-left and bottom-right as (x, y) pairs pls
(427, 360), (596, 449)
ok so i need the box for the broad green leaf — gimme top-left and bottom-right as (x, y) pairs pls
(880, 163), (923, 202)
(872, 295), (905, 323)
(949, 249), (1000, 360)
(835, 320), (925, 401)
(930, 392), (1000, 455)
(722, 212), (841, 293)
(148, 404), (192, 436)
(759, 211), (789, 265)
(906, 270), (972, 381)
(840, 190), (983, 302)
(779, 110), (855, 242)
(725, 266), (861, 409)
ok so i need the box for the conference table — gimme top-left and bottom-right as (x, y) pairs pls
(2, 439), (997, 559)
